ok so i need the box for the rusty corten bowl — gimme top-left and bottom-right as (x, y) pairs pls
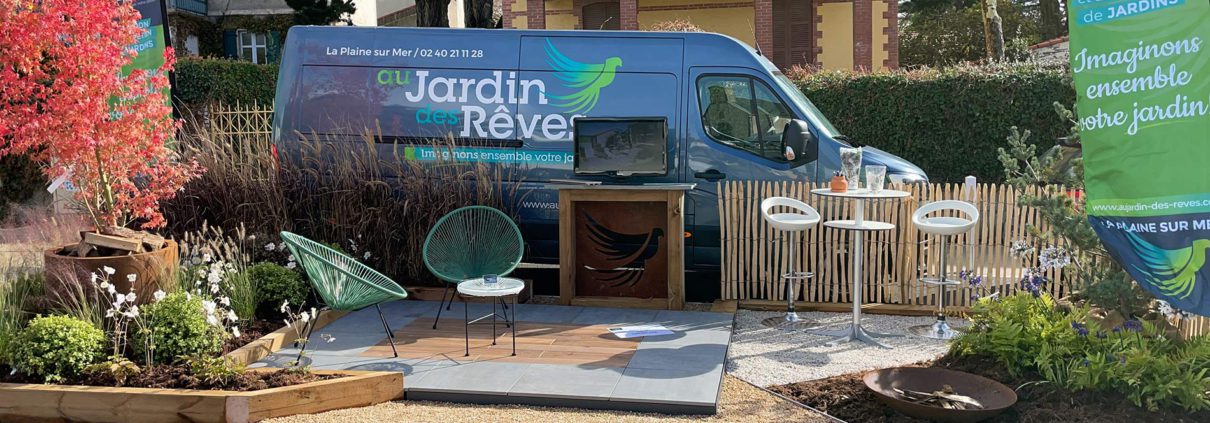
(863, 367), (1017, 423)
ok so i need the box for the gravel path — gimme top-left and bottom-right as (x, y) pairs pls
(266, 375), (830, 423)
(727, 310), (964, 387)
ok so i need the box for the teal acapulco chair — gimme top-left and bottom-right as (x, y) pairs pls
(279, 231), (409, 359)
(423, 206), (524, 329)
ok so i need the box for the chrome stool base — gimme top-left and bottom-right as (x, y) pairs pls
(908, 320), (960, 340)
(810, 324), (901, 348)
(761, 313), (820, 330)
(761, 270), (816, 330)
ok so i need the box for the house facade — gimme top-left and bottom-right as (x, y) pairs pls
(500, 0), (898, 71)
(167, 0), (377, 63)
(378, 0), (504, 28)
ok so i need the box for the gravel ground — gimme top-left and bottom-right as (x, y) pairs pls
(266, 375), (831, 423)
(727, 310), (964, 387)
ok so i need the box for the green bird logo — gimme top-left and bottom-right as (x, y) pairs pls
(543, 38), (622, 114)
(1125, 232), (1209, 300)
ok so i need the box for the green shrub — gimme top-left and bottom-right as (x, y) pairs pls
(793, 62), (1075, 182)
(175, 57), (277, 110)
(134, 292), (224, 363)
(186, 354), (245, 387)
(954, 293), (1210, 412)
(10, 315), (105, 382)
(247, 262), (309, 319)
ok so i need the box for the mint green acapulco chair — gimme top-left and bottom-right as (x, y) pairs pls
(423, 206), (524, 329)
(280, 231), (409, 359)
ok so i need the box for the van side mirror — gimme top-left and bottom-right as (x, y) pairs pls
(781, 119), (816, 163)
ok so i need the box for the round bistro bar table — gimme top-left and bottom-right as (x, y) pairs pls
(810, 187), (911, 348)
(457, 277), (524, 357)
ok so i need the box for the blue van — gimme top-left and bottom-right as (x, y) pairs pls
(272, 26), (927, 291)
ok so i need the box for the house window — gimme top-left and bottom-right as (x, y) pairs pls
(238, 30), (268, 64)
(697, 75), (794, 161)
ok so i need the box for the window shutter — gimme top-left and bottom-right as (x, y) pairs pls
(772, 0), (813, 69)
(267, 31), (281, 63)
(223, 29), (238, 59)
(582, 2), (620, 30)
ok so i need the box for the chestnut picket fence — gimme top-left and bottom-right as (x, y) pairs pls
(717, 180), (1210, 339)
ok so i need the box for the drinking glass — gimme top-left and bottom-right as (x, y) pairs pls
(483, 274), (498, 286)
(866, 165), (886, 193)
(840, 147), (862, 189)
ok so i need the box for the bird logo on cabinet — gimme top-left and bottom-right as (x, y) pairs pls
(584, 214), (664, 288)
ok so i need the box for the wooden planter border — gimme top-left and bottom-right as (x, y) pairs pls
(0, 370), (403, 423)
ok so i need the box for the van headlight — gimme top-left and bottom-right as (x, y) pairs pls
(888, 173), (927, 185)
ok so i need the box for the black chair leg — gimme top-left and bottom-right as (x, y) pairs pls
(433, 283), (451, 329)
(376, 304), (398, 358)
(499, 298), (511, 328)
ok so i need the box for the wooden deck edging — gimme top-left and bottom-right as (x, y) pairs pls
(0, 370), (403, 423)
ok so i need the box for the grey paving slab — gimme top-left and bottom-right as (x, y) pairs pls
(571, 307), (661, 326)
(637, 325), (732, 348)
(255, 302), (730, 415)
(377, 300), (442, 317)
(652, 310), (734, 329)
(405, 361), (533, 395)
(506, 364), (624, 400)
(508, 304), (585, 324)
(319, 308), (416, 334)
(429, 301), (515, 324)
(278, 323), (415, 356)
(252, 353), (459, 379)
(627, 343), (729, 372)
(609, 365), (725, 407)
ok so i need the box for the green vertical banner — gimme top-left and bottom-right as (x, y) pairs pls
(129, 0), (172, 102)
(1069, 0), (1210, 315)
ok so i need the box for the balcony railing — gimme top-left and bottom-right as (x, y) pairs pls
(169, 0), (207, 16)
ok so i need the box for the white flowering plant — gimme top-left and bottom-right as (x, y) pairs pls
(186, 258), (242, 340)
(280, 300), (334, 372)
(92, 267), (152, 364)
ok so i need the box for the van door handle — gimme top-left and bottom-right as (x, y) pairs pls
(694, 170), (727, 181)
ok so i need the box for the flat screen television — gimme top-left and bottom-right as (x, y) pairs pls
(573, 117), (668, 177)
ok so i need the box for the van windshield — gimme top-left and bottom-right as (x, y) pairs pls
(769, 70), (842, 140)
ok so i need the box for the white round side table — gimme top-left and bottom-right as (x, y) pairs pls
(457, 277), (524, 357)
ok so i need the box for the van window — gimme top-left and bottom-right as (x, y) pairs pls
(697, 76), (793, 161)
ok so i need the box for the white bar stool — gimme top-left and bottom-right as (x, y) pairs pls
(908, 200), (979, 340)
(760, 197), (821, 330)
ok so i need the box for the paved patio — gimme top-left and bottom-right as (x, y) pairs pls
(252, 300), (733, 414)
